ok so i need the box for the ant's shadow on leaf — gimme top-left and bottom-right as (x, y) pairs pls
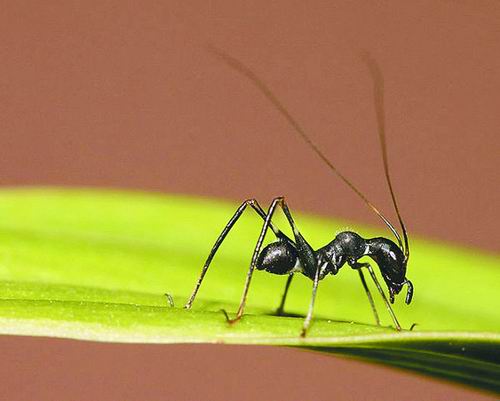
(265, 310), (369, 327)
(267, 310), (305, 319)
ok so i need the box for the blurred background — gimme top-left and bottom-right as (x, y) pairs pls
(0, 1), (498, 400)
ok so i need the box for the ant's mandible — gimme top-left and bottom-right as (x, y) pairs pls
(184, 46), (414, 337)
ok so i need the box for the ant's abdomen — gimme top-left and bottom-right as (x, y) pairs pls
(256, 240), (299, 275)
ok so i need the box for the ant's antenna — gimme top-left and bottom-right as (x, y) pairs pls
(207, 45), (407, 258)
(361, 52), (410, 262)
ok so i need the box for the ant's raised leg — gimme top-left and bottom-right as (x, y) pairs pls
(185, 199), (283, 309)
(365, 263), (402, 330)
(275, 273), (294, 316)
(350, 262), (381, 326)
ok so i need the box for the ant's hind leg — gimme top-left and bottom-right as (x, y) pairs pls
(230, 196), (314, 329)
(185, 199), (281, 309)
(228, 197), (286, 322)
(275, 273), (294, 316)
(271, 197), (318, 333)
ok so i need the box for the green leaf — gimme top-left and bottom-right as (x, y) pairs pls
(0, 188), (498, 392)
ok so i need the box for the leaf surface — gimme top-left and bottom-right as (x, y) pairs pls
(0, 188), (498, 392)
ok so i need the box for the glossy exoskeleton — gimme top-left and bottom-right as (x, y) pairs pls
(260, 230), (413, 304)
(184, 47), (414, 337)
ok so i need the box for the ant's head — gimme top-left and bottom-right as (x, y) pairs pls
(390, 253), (413, 305)
(367, 238), (413, 305)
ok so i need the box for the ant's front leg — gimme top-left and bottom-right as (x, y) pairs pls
(353, 262), (401, 331)
(185, 198), (285, 309)
(349, 262), (380, 326)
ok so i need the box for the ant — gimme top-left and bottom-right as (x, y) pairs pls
(184, 46), (414, 337)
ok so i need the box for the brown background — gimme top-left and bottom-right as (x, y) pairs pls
(0, 1), (499, 400)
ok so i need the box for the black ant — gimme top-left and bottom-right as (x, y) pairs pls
(184, 46), (414, 337)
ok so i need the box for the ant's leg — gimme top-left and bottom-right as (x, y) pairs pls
(279, 200), (317, 268)
(273, 198), (319, 332)
(164, 293), (175, 307)
(275, 273), (294, 316)
(301, 263), (321, 337)
(271, 198), (316, 317)
(257, 197), (296, 315)
(365, 263), (402, 330)
(350, 262), (380, 326)
(185, 199), (281, 309)
(357, 269), (380, 326)
(228, 197), (286, 321)
(229, 196), (315, 325)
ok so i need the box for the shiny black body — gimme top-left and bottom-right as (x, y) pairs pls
(185, 196), (414, 336)
(258, 230), (413, 304)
